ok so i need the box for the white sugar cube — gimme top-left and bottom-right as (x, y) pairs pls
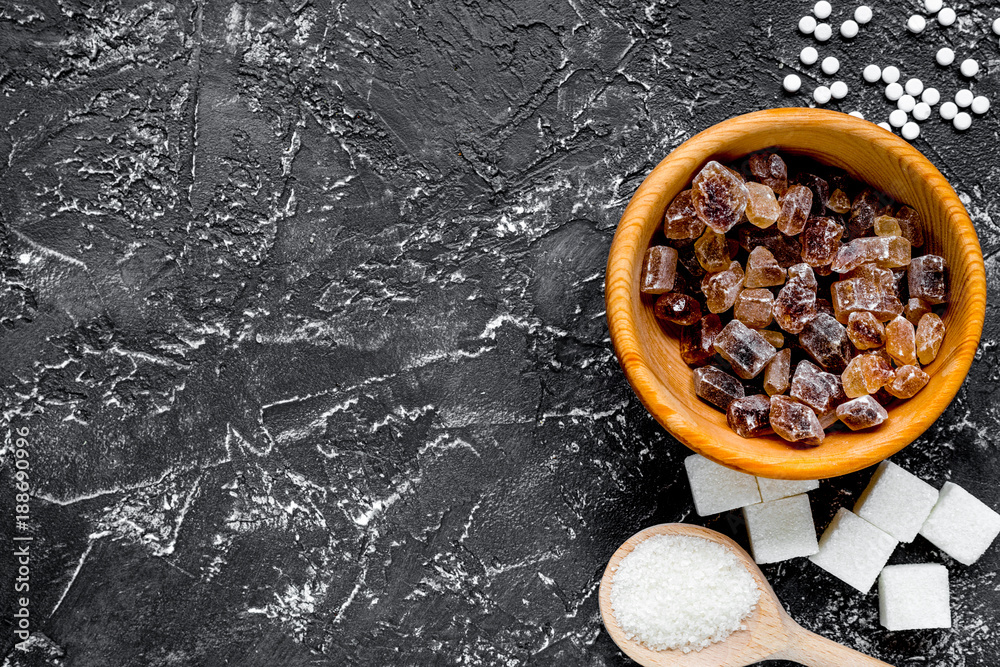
(684, 454), (761, 516)
(920, 482), (1000, 565)
(879, 564), (951, 631)
(809, 508), (898, 593)
(743, 494), (819, 564)
(854, 461), (939, 542)
(756, 477), (820, 502)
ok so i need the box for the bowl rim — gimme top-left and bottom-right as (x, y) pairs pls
(605, 108), (987, 479)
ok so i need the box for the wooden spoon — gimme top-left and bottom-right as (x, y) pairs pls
(599, 524), (894, 667)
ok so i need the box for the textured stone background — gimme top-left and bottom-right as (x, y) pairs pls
(1, 0), (998, 665)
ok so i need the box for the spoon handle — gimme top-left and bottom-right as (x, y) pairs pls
(774, 622), (895, 667)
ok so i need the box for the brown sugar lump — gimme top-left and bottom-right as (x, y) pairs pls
(885, 316), (918, 366)
(756, 329), (784, 348)
(847, 311), (886, 350)
(885, 365), (930, 399)
(827, 188), (852, 214)
(799, 313), (853, 373)
(701, 261), (745, 314)
(744, 246), (787, 288)
(680, 314), (723, 367)
(640, 246), (678, 294)
(908, 255), (948, 304)
(745, 182), (781, 228)
(727, 394), (773, 438)
(691, 161), (750, 234)
(713, 320), (777, 380)
(801, 216), (844, 267)
(663, 190), (707, 239)
(836, 395), (889, 431)
(693, 366), (745, 412)
(694, 228), (732, 272)
(776, 184), (813, 236)
(848, 188), (883, 238)
(770, 395), (824, 446)
(793, 172), (830, 215)
(773, 265), (818, 334)
(654, 292), (703, 326)
(790, 360), (847, 418)
(739, 225), (802, 268)
(904, 297), (932, 325)
(842, 352), (895, 398)
(873, 215), (903, 238)
(764, 348), (792, 396)
(830, 277), (881, 324)
(748, 152), (788, 195)
(831, 236), (911, 273)
(916, 313), (946, 365)
(894, 205), (925, 247)
(734, 289), (775, 329)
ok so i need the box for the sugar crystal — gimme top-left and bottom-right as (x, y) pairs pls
(640, 246), (678, 294)
(770, 395), (824, 446)
(692, 161), (749, 234)
(836, 395), (888, 430)
(727, 394), (773, 438)
(693, 366), (745, 412)
(714, 320), (777, 379)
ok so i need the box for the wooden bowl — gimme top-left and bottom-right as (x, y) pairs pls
(605, 108), (986, 480)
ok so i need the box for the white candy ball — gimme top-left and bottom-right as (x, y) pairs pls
(801, 46), (819, 65)
(814, 22), (833, 41)
(901, 122), (920, 140)
(960, 59), (980, 77)
(849, 111), (865, 119)
(904, 78), (924, 96)
(921, 87), (941, 105)
(855, 5), (873, 24)
(993, 17), (1000, 35)
(800, 15), (818, 34)
(939, 101), (958, 120)
(972, 95), (990, 114)
(882, 66), (901, 84)
(863, 64), (882, 83)
(841, 19), (860, 38)
(877, 121), (893, 131)
(953, 111), (972, 130)
(831, 80), (849, 99)
(784, 74), (803, 93)
(885, 82), (904, 101)
(936, 47), (955, 66)
(925, 0), (943, 12)
(955, 89), (974, 107)
(814, 1), (832, 19)
(889, 109), (908, 127)
(907, 14), (927, 33)
(814, 85), (833, 104)
(898, 94), (916, 112)
(822, 56), (841, 75)
(938, 7), (956, 26)
(913, 102), (932, 120)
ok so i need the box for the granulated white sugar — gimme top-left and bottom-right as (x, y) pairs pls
(610, 534), (760, 653)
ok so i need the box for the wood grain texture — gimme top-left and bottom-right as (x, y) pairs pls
(598, 524), (894, 667)
(604, 108), (986, 480)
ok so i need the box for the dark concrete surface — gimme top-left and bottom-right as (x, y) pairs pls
(0, 1), (998, 665)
